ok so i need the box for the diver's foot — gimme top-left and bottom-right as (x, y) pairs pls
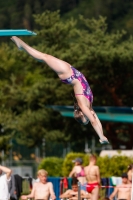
(11, 36), (23, 50)
(99, 137), (109, 144)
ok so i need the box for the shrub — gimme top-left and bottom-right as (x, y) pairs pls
(38, 157), (63, 177)
(38, 153), (133, 178)
(97, 155), (133, 177)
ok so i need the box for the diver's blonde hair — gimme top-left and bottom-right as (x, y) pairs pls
(37, 169), (48, 176)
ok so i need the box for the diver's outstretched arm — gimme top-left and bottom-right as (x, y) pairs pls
(78, 102), (109, 144)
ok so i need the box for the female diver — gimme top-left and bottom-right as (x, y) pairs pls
(11, 36), (109, 144)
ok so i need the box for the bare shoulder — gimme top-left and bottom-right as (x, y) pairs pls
(33, 182), (39, 187)
(94, 165), (99, 170)
(66, 189), (72, 193)
(71, 166), (78, 172)
(115, 185), (120, 190)
(47, 182), (53, 186)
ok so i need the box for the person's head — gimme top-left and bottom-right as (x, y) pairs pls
(73, 102), (89, 125)
(127, 164), (133, 171)
(89, 154), (97, 164)
(73, 157), (83, 166)
(37, 169), (48, 184)
(71, 177), (79, 192)
(0, 169), (2, 175)
(121, 173), (128, 184)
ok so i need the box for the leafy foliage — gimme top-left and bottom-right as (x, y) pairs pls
(0, 11), (133, 154)
(38, 157), (64, 177)
(97, 155), (133, 177)
(38, 153), (133, 177)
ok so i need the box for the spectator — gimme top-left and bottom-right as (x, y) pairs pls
(109, 173), (131, 200)
(21, 169), (56, 200)
(69, 157), (87, 190)
(0, 165), (12, 200)
(69, 158), (87, 185)
(84, 155), (100, 200)
(60, 177), (91, 200)
(127, 163), (133, 183)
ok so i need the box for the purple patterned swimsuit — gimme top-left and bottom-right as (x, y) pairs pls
(61, 66), (93, 103)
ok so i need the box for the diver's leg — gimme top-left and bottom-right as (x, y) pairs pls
(11, 36), (72, 79)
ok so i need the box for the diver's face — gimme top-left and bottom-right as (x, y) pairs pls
(74, 110), (83, 118)
(74, 110), (89, 125)
(73, 102), (89, 125)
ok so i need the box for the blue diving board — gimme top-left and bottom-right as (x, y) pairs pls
(48, 105), (133, 123)
(0, 29), (37, 36)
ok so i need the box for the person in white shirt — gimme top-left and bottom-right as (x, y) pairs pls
(0, 165), (12, 200)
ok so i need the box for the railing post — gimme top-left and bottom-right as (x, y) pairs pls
(78, 181), (81, 200)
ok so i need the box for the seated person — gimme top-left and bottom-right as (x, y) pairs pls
(60, 177), (91, 200)
(21, 169), (56, 200)
(109, 173), (131, 200)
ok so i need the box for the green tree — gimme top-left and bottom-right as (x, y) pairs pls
(1, 11), (133, 154)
